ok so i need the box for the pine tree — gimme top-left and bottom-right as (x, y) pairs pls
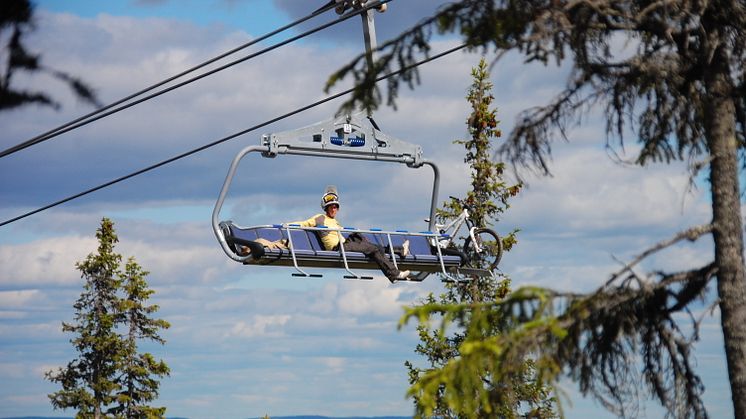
(46, 218), (124, 418)
(46, 218), (169, 418)
(114, 258), (170, 419)
(404, 59), (556, 419)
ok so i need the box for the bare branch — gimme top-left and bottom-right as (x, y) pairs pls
(607, 224), (714, 287)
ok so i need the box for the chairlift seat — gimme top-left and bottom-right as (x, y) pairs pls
(220, 222), (461, 274)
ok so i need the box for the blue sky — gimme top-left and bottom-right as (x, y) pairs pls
(0, 0), (734, 418)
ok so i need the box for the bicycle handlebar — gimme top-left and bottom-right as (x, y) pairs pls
(449, 196), (474, 213)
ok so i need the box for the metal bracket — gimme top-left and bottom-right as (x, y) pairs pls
(262, 112), (423, 167)
(334, 0), (387, 116)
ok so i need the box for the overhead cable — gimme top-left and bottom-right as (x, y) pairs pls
(0, 43), (468, 228)
(0, 0), (389, 159)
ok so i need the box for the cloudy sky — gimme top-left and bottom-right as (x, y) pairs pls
(0, 0), (734, 418)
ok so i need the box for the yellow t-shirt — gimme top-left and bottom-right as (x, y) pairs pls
(290, 213), (345, 250)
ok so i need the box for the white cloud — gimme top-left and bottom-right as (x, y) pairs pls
(335, 282), (407, 317)
(0, 290), (41, 308)
(0, 236), (94, 287)
(505, 147), (708, 234)
(510, 263), (618, 292)
(316, 356), (346, 374)
(226, 314), (291, 338)
(119, 239), (224, 284)
(286, 312), (359, 331)
(0, 228), (227, 288)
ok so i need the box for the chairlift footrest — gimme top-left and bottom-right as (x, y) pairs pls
(452, 267), (494, 277)
(292, 273), (323, 278)
(343, 275), (374, 280)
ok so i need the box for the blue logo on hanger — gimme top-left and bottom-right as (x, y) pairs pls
(330, 136), (365, 147)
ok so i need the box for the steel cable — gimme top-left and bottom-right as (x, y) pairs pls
(0, 43), (468, 227)
(0, 0), (388, 159)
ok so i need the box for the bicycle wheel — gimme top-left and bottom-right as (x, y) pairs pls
(463, 228), (503, 271)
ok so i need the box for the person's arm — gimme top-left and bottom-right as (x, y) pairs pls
(287, 215), (319, 228)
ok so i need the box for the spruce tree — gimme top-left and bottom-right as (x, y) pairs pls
(404, 59), (556, 418)
(46, 218), (124, 418)
(46, 218), (169, 419)
(114, 258), (170, 418)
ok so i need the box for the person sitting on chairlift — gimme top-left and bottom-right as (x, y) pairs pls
(290, 185), (412, 282)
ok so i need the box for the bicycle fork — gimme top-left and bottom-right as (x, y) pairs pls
(467, 226), (481, 253)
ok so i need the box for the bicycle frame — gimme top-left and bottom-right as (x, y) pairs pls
(433, 207), (481, 252)
(425, 198), (503, 276)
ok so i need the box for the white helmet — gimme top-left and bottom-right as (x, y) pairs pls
(320, 185), (340, 209)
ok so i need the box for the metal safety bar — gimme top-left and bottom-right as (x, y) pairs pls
(261, 224), (459, 281)
(282, 224), (321, 278)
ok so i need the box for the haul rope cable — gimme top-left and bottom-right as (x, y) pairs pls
(0, 0), (389, 159)
(0, 43), (468, 228)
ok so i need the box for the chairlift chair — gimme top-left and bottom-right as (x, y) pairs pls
(212, 1), (496, 282)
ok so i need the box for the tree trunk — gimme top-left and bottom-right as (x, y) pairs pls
(705, 50), (746, 419)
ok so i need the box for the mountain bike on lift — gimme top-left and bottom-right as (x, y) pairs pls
(429, 196), (503, 272)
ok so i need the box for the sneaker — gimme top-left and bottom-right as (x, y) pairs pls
(238, 245), (251, 256)
(387, 270), (411, 283)
(401, 240), (410, 257)
(396, 270), (411, 280)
